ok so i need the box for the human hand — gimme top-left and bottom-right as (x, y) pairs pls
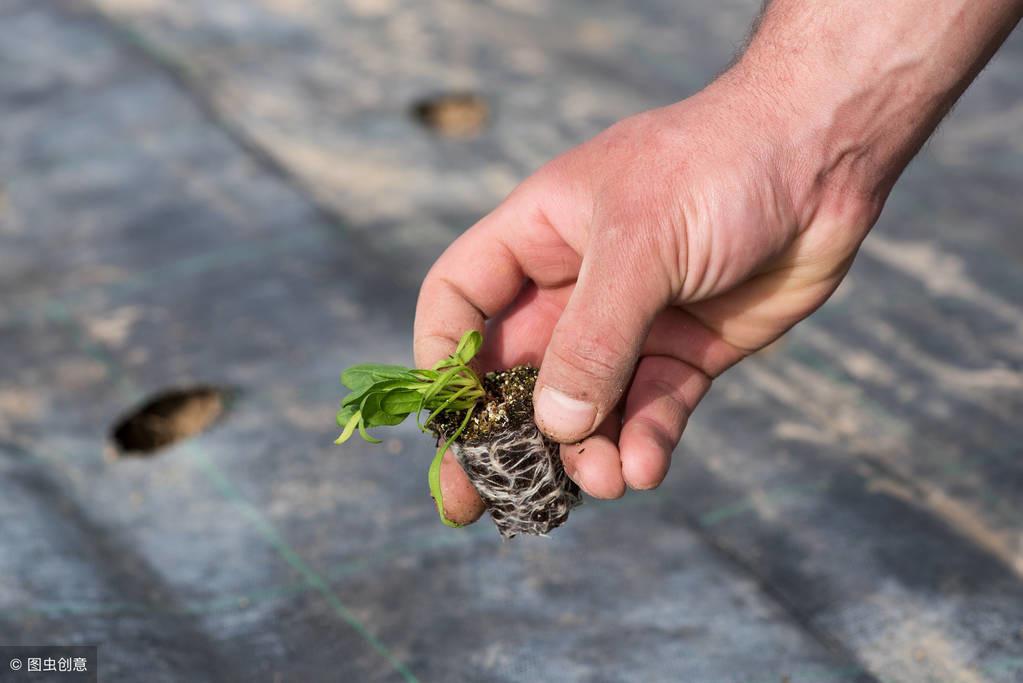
(414, 68), (888, 524)
(412, 0), (1022, 527)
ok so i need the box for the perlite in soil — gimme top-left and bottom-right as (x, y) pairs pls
(334, 330), (581, 538)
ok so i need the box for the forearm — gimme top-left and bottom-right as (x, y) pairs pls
(729, 0), (1023, 203)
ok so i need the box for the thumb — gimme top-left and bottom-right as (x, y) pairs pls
(534, 240), (666, 442)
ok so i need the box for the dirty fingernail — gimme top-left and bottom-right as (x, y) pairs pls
(535, 387), (596, 441)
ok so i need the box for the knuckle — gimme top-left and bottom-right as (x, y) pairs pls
(630, 414), (678, 453)
(648, 122), (686, 154)
(548, 333), (623, 387)
(637, 377), (691, 427)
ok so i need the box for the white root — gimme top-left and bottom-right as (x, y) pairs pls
(451, 421), (582, 539)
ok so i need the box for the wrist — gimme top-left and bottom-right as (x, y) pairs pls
(722, 0), (1023, 221)
(728, 51), (922, 197)
(707, 62), (889, 231)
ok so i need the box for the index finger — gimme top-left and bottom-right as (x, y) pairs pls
(413, 197), (579, 368)
(414, 206), (524, 368)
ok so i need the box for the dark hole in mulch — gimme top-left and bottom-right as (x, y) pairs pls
(110, 385), (230, 456)
(411, 92), (489, 138)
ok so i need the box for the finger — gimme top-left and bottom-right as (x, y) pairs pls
(642, 306), (748, 378)
(560, 410), (625, 499)
(435, 449), (486, 525)
(414, 198), (580, 369)
(534, 238), (667, 443)
(417, 195), (578, 524)
(475, 282), (571, 371)
(619, 355), (711, 490)
(682, 263), (851, 357)
(413, 210), (523, 369)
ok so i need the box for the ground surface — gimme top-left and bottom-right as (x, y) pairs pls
(1, 2), (1022, 681)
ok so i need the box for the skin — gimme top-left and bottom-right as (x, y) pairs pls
(414, 0), (1023, 524)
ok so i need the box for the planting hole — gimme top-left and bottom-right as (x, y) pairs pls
(411, 92), (489, 138)
(110, 386), (227, 456)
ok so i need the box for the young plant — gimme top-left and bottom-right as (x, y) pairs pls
(335, 331), (486, 527)
(335, 330), (581, 538)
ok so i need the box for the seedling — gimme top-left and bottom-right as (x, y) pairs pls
(336, 330), (581, 538)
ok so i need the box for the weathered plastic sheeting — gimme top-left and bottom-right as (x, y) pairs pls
(1, 1), (1022, 681)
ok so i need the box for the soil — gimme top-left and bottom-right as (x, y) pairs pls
(431, 365), (582, 538)
(110, 386), (225, 455)
(430, 365), (537, 444)
(411, 92), (489, 138)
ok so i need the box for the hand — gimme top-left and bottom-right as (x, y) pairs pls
(413, 0), (1020, 527)
(413, 70), (886, 524)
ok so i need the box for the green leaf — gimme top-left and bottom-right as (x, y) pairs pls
(429, 441), (462, 528)
(336, 403), (358, 428)
(381, 389), (423, 417)
(423, 384), (472, 427)
(334, 330), (487, 482)
(420, 366), (462, 411)
(357, 416), (381, 444)
(453, 330), (483, 366)
(358, 392), (409, 429)
(334, 410), (362, 444)
(341, 364), (417, 392)
(340, 378), (427, 413)
(428, 400), (478, 527)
